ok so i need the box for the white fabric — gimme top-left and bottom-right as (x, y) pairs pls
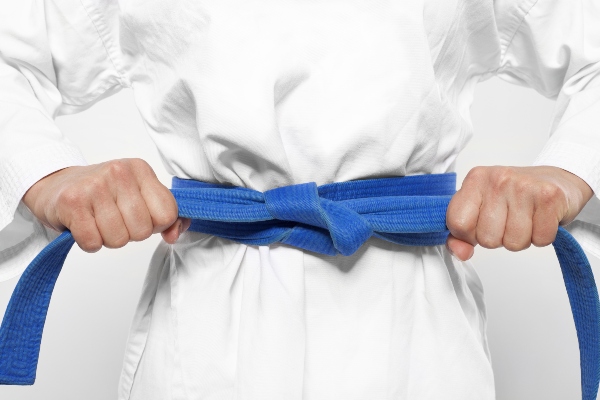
(1, 0), (599, 398)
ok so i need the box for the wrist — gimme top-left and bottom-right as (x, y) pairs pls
(22, 167), (71, 222)
(545, 166), (594, 224)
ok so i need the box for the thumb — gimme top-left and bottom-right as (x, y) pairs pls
(446, 233), (475, 261)
(161, 217), (192, 244)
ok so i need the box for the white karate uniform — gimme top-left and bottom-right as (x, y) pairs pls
(1, 0), (600, 398)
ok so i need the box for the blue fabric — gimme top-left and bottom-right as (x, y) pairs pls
(0, 173), (598, 399)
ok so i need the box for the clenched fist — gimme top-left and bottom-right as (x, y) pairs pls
(446, 165), (594, 261)
(22, 158), (191, 252)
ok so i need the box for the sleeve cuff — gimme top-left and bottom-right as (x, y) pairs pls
(532, 140), (600, 200)
(0, 142), (88, 231)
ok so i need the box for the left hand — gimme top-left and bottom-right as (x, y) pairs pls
(446, 165), (594, 261)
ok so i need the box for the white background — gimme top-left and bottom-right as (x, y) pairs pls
(0, 76), (597, 399)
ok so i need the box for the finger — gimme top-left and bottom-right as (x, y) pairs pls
(143, 183), (179, 234)
(133, 165), (178, 234)
(531, 203), (559, 247)
(68, 207), (103, 253)
(446, 186), (483, 246)
(502, 203), (533, 251)
(162, 217), (192, 244)
(446, 234), (475, 261)
(503, 200), (534, 252)
(161, 218), (183, 244)
(92, 193), (130, 249)
(115, 179), (154, 242)
(475, 195), (507, 249)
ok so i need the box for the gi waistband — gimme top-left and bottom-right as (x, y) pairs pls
(0, 173), (598, 399)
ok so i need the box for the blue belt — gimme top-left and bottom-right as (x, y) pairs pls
(0, 173), (598, 398)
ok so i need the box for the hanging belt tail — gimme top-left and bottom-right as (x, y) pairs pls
(554, 227), (600, 399)
(0, 173), (598, 400)
(0, 231), (75, 384)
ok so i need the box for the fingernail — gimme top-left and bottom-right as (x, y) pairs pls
(178, 220), (184, 235)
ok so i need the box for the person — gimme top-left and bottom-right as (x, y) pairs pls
(0, 0), (599, 398)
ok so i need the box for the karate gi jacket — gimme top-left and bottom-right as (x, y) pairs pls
(1, 0), (600, 398)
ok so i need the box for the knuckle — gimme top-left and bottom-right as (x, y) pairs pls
(73, 229), (102, 253)
(465, 166), (487, 183)
(130, 158), (155, 177)
(503, 238), (531, 252)
(531, 228), (557, 247)
(80, 239), (102, 253)
(58, 187), (85, 207)
(447, 216), (474, 238)
(81, 176), (107, 196)
(105, 160), (132, 181)
(538, 183), (563, 205)
(514, 177), (531, 194)
(531, 235), (553, 247)
(105, 233), (130, 249)
(69, 214), (103, 253)
(154, 207), (178, 228)
(477, 234), (501, 249)
(491, 167), (515, 191)
(130, 225), (153, 241)
(130, 158), (150, 170)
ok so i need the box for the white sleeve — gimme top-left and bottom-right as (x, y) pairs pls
(493, 0), (600, 258)
(0, 0), (127, 281)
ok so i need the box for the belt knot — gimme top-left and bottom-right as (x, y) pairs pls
(263, 182), (372, 256)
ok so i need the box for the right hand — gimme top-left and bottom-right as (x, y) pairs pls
(22, 158), (191, 252)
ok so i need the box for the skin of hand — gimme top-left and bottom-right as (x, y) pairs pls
(446, 165), (594, 261)
(22, 158), (191, 252)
